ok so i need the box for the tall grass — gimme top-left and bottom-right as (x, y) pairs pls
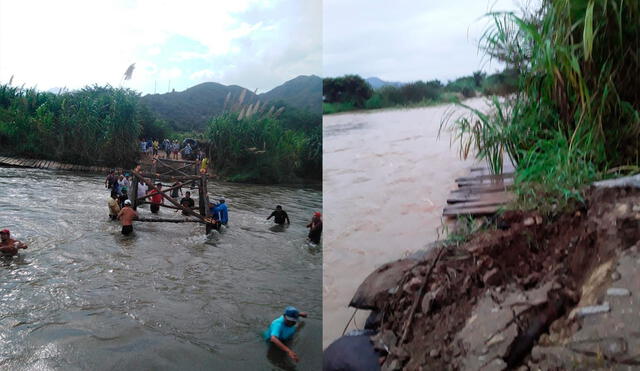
(0, 84), (143, 167)
(444, 0), (640, 210)
(206, 94), (321, 183)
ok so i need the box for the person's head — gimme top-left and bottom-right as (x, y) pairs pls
(185, 191), (191, 198)
(283, 306), (299, 327)
(219, 198), (225, 204)
(124, 200), (132, 207)
(119, 174), (124, 180)
(0, 229), (9, 241)
(313, 212), (322, 221)
(110, 169), (115, 174)
(156, 182), (162, 189)
(276, 205), (282, 210)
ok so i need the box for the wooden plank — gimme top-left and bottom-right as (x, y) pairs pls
(444, 197), (511, 211)
(447, 191), (513, 204)
(455, 173), (514, 183)
(443, 205), (503, 217)
(451, 184), (511, 194)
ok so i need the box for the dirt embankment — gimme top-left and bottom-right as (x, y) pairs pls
(349, 181), (640, 370)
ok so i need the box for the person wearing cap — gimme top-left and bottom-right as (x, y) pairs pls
(0, 229), (28, 256)
(148, 183), (164, 214)
(117, 200), (138, 235)
(307, 212), (322, 244)
(108, 191), (121, 220)
(267, 205), (290, 225)
(263, 306), (308, 362)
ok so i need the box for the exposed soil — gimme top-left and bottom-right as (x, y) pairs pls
(361, 185), (640, 370)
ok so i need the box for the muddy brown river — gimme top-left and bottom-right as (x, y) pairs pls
(0, 167), (322, 370)
(323, 99), (488, 347)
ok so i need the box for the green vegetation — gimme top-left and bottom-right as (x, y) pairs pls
(323, 70), (518, 114)
(0, 84), (149, 167)
(205, 102), (321, 184)
(445, 0), (640, 211)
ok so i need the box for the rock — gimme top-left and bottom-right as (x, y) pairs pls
(390, 346), (409, 361)
(483, 268), (501, 286)
(421, 292), (433, 314)
(606, 287), (631, 296)
(633, 204), (640, 212)
(382, 358), (401, 371)
(530, 345), (543, 361)
(403, 277), (422, 294)
(523, 217), (535, 226)
(616, 203), (630, 215)
(593, 174), (640, 189)
(575, 302), (610, 317)
(429, 349), (440, 358)
(350, 258), (417, 309)
(611, 271), (621, 281)
(516, 365), (529, 371)
(480, 358), (507, 371)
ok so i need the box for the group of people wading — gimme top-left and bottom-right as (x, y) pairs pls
(104, 169), (322, 244)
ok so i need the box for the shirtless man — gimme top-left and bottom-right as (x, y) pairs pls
(0, 229), (28, 256)
(117, 200), (138, 235)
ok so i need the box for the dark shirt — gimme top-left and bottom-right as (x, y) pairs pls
(106, 174), (116, 188)
(308, 220), (322, 243)
(269, 210), (289, 224)
(180, 197), (195, 215)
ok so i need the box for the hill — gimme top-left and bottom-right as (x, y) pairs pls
(365, 77), (404, 90)
(141, 75), (321, 132)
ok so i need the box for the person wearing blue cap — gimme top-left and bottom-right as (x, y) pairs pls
(263, 306), (308, 362)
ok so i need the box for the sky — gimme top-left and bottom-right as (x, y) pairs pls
(323, 0), (536, 83)
(0, 0), (321, 95)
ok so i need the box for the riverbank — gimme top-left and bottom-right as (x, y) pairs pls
(343, 177), (640, 370)
(323, 99), (489, 347)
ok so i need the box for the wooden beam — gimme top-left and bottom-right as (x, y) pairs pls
(135, 178), (197, 202)
(136, 217), (204, 223)
(137, 172), (201, 181)
(158, 158), (196, 165)
(132, 171), (208, 224)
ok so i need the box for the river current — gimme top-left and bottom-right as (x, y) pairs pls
(0, 167), (322, 370)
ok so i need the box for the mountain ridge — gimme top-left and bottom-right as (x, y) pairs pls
(141, 75), (321, 131)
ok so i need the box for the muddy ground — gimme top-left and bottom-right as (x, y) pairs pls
(347, 179), (640, 370)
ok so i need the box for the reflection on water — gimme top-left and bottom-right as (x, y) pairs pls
(0, 167), (322, 370)
(322, 99), (488, 347)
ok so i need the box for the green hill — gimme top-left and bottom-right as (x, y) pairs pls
(141, 75), (321, 132)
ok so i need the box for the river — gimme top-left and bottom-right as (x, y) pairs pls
(0, 167), (322, 370)
(322, 99), (488, 347)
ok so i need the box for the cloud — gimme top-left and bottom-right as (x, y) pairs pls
(0, 0), (321, 94)
(323, 0), (535, 82)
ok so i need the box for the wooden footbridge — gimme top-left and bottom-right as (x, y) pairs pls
(130, 157), (215, 234)
(442, 162), (515, 217)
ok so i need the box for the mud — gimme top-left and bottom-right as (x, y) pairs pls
(352, 184), (640, 370)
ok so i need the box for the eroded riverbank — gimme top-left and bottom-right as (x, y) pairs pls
(323, 99), (489, 347)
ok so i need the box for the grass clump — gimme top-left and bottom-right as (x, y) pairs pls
(444, 0), (640, 211)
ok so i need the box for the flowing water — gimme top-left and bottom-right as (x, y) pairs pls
(323, 99), (488, 347)
(0, 167), (322, 370)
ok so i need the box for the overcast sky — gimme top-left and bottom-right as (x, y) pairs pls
(324, 0), (533, 83)
(0, 0), (321, 95)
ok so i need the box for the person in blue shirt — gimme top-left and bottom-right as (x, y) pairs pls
(209, 198), (229, 230)
(263, 306), (308, 363)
